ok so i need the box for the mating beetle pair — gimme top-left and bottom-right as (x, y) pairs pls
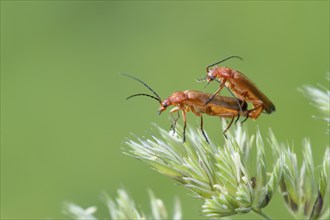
(124, 56), (275, 143)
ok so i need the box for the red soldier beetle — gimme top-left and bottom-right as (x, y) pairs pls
(203, 56), (276, 119)
(123, 73), (248, 143)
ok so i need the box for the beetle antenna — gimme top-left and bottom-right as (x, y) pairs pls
(126, 93), (161, 103)
(196, 76), (207, 82)
(204, 81), (210, 88)
(207, 56), (243, 69)
(122, 73), (162, 103)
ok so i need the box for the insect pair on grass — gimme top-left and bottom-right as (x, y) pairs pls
(124, 56), (275, 143)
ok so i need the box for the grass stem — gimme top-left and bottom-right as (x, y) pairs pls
(252, 208), (272, 220)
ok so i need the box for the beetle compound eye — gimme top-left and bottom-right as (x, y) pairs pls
(206, 74), (215, 82)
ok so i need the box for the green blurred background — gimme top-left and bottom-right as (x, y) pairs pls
(1, 1), (329, 219)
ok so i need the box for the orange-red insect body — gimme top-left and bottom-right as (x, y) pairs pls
(159, 90), (246, 119)
(206, 64), (275, 119)
(124, 74), (247, 143)
(158, 90), (248, 142)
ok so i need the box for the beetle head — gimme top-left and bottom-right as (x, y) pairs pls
(206, 69), (217, 83)
(205, 56), (243, 83)
(157, 99), (171, 115)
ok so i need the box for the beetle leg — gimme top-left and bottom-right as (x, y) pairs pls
(169, 106), (181, 134)
(205, 83), (225, 105)
(169, 111), (180, 134)
(235, 113), (240, 124)
(169, 106), (181, 113)
(181, 110), (187, 143)
(190, 107), (209, 143)
(223, 115), (235, 139)
(200, 115), (210, 143)
(247, 101), (264, 119)
(235, 100), (246, 123)
(241, 112), (250, 124)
